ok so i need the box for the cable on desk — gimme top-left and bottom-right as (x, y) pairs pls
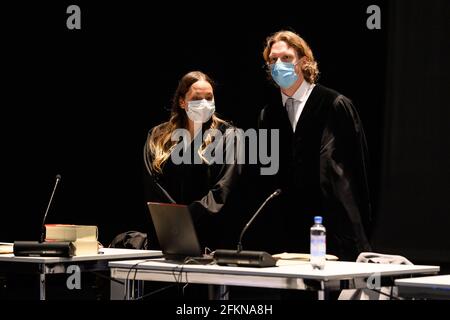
(171, 262), (188, 296)
(123, 259), (159, 300)
(170, 256), (210, 296)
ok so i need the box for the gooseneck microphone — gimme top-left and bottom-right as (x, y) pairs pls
(14, 174), (73, 257)
(237, 189), (282, 252)
(214, 189), (282, 267)
(39, 174), (62, 243)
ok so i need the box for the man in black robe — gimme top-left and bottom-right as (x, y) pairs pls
(253, 30), (371, 261)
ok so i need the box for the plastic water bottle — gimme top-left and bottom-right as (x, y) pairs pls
(310, 216), (326, 270)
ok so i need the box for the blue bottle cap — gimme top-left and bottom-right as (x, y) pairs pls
(314, 216), (323, 224)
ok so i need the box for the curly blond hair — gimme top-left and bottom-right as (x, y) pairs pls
(263, 30), (319, 84)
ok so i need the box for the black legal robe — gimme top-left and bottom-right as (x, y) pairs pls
(256, 84), (372, 261)
(144, 123), (242, 251)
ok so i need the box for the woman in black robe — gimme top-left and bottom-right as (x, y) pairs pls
(143, 71), (241, 252)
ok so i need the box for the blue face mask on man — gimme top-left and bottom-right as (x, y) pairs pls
(271, 62), (299, 89)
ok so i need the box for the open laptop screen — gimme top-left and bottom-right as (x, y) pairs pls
(147, 202), (203, 260)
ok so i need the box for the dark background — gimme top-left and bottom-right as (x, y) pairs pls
(1, 0), (449, 269)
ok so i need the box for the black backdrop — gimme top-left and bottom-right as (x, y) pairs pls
(373, 0), (450, 264)
(1, 1), (448, 265)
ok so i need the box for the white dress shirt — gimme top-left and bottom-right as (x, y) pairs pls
(281, 81), (316, 132)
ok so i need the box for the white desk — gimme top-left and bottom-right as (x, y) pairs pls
(0, 247), (162, 300)
(395, 275), (450, 300)
(109, 259), (440, 300)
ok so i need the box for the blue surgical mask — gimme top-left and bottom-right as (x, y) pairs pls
(271, 62), (299, 89)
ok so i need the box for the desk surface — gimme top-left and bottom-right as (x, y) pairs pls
(395, 275), (450, 289)
(109, 259), (439, 281)
(0, 248), (163, 264)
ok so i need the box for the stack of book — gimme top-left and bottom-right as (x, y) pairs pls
(45, 224), (99, 256)
(0, 243), (13, 254)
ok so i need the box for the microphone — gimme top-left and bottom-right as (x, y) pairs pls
(214, 189), (282, 267)
(14, 174), (73, 257)
(39, 174), (62, 243)
(237, 189), (281, 252)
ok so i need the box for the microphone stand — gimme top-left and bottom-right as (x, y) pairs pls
(214, 189), (281, 267)
(13, 174), (74, 257)
(237, 190), (280, 252)
(40, 175), (61, 242)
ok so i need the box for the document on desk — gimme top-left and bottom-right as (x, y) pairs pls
(273, 252), (339, 261)
(0, 243), (13, 254)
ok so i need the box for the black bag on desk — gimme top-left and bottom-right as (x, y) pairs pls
(108, 231), (148, 250)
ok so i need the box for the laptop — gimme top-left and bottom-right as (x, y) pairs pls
(147, 202), (214, 264)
